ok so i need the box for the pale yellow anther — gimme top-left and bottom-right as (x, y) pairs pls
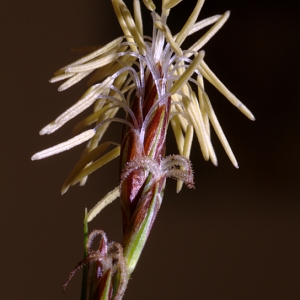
(65, 52), (119, 73)
(187, 11), (230, 55)
(49, 73), (74, 83)
(155, 21), (183, 57)
(163, 0), (182, 10)
(53, 37), (123, 76)
(141, 0), (156, 11)
(58, 70), (93, 91)
(118, 0), (146, 54)
(31, 129), (95, 161)
(39, 77), (113, 135)
(133, 0), (143, 37)
(170, 115), (185, 154)
(187, 15), (222, 36)
(197, 75), (210, 137)
(33, 0), (254, 206)
(61, 142), (112, 194)
(176, 124), (193, 193)
(88, 107), (119, 151)
(175, 0), (205, 47)
(112, 0), (138, 52)
(87, 187), (120, 222)
(69, 146), (120, 186)
(183, 125), (194, 161)
(169, 51), (204, 95)
(203, 93), (239, 168)
(73, 104), (113, 133)
(181, 95), (209, 161)
(200, 60), (255, 120)
(171, 94), (189, 131)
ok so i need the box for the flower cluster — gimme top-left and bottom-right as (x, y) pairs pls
(32, 1), (254, 299)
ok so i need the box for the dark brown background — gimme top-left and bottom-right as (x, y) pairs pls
(1, 0), (299, 299)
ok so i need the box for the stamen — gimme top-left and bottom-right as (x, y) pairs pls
(94, 117), (136, 132)
(175, 0), (205, 47)
(118, 0), (146, 54)
(57, 70), (93, 91)
(163, 0), (183, 10)
(57, 37), (123, 72)
(169, 51), (204, 94)
(61, 142), (115, 194)
(141, 0), (156, 11)
(34, 0), (254, 208)
(133, 0), (143, 37)
(109, 85), (127, 103)
(139, 58), (145, 98)
(197, 74), (210, 137)
(112, 66), (142, 97)
(69, 146), (120, 186)
(49, 72), (74, 83)
(155, 21), (183, 57)
(171, 94), (189, 130)
(170, 115), (185, 154)
(144, 56), (161, 97)
(169, 111), (189, 125)
(112, 0), (138, 53)
(72, 104), (111, 134)
(176, 124), (194, 192)
(65, 52), (119, 73)
(161, 43), (175, 75)
(169, 58), (200, 79)
(95, 95), (139, 129)
(203, 92), (239, 168)
(151, 12), (165, 64)
(117, 50), (146, 64)
(200, 60), (255, 120)
(31, 129), (95, 160)
(87, 107), (119, 152)
(39, 77), (113, 135)
(87, 187), (120, 222)
(181, 94), (211, 163)
(187, 11), (230, 55)
(187, 15), (222, 36)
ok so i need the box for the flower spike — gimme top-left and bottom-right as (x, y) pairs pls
(32, 1), (254, 299)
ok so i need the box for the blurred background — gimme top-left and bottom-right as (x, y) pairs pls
(1, 0), (299, 299)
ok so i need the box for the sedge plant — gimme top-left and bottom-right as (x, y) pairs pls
(32, 0), (254, 299)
